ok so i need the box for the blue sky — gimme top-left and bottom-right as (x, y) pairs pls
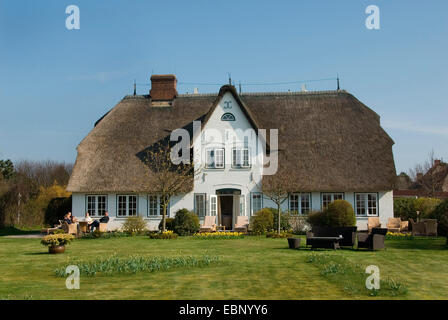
(0, 0), (447, 174)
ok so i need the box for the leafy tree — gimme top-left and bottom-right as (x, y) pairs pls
(0, 159), (15, 180)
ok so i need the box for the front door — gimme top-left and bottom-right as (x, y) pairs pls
(220, 195), (233, 230)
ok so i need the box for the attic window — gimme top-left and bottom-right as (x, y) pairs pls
(221, 113), (235, 121)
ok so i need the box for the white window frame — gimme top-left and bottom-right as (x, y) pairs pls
(210, 195), (217, 216)
(355, 193), (378, 217)
(250, 192), (263, 215)
(86, 195), (107, 217)
(239, 194), (246, 216)
(232, 148), (250, 168)
(147, 195), (170, 217)
(205, 148), (225, 169)
(117, 195), (138, 217)
(321, 193), (344, 209)
(289, 193), (311, 215)
(194, 193), (207, 217)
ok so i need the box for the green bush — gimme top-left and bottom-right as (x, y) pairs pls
(121, 216), (148, 235)
(250, 208), (274, 234)
(307, 200), (355, 227)
(271, 208), (291, 231)
(430, 199), (448, 237)
(173, 209), (199, 236)
(394, 197), (441, 221)
(158, 217), (175, 231)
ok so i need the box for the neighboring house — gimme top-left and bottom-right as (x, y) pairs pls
(393, 160), (448, 199)
(67, 74), (397, 231)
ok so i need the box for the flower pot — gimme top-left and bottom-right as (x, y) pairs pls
(287, 238), (301, 249)
(49, 245), (66, 254)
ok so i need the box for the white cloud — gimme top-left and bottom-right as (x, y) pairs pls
(383, 120), (448, 138)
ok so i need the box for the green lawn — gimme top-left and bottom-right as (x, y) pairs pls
(0, 235), (447, 300)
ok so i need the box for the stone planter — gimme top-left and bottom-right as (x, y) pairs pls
(287, 237), (301, 249)
(48, 245), (66, 254)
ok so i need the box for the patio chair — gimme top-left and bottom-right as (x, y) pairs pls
(367, 217), (381, 232)
(423, 219), (438, 236)
(386, 218), (401, 233)
(409, 218), (425, 236)
(200, 216), (217, 232)
(62, 221), (78, 235)
(357, 228), (387, 250)
(234, 216), (249, 233)
(98, 222), (108, 232)
(400, 220), (409, 232)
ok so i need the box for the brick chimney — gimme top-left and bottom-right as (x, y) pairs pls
(150, 74), (178, 101)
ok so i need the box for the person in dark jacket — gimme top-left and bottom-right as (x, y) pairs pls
(90, 212), (109, 232)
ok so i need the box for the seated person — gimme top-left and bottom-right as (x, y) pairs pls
(68, 212), (78, 223)
(90, 211), (109, 232)
(63, 213), (72, 225)
(84, 212), (93, 231)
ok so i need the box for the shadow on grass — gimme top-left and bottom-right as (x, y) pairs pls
(0, 227), (41, 237)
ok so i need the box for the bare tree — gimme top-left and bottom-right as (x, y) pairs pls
(140, 143), (198, 232)
(408, 150), (446, 197)
(260, 170), (295, 235)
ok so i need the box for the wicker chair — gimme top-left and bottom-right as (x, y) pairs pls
(423, 219), (438, 236)
(234, 216), (249, 233)
(387, 218), (401, 233)
(357, 228), (387, 250)
(367, 217), (381, 232)
(200, 216), (217, 232)
(400, 220), (409, 232)
(62, 221), (78, 235)
(409, 218), (426, 236)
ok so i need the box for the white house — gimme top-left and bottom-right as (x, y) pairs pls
(67, 74), (396, 231)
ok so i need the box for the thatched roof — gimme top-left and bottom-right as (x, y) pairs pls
(67, 86), (396, 193)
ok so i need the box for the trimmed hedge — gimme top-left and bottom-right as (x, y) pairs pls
(173, 209), (199, 236)
(307, 200), (356, 227)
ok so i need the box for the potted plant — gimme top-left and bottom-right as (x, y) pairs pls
(41, 234), (75, 254)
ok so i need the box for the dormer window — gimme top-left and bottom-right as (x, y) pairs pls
(221, 113), (235, 121)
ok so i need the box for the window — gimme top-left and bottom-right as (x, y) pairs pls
(194, 193), (206, 217)
(147, 195), (170, 217)
(221, 113), (235, 121)
(355, 193), (378, 216)
(289, 193), (311, 214)
(210, 195), (217, 216)
(232, 148), (250, 168)
(206, 148), (224, 169)
(251, 193), (263, 215)
(321, 193), (344, 209)
(148, 195), (158, 216)
(86, 195), (107, 216)
(117, 195), (137, 217)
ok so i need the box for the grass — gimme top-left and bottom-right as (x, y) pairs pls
(0, 234), (447, 299)
(0, 226), (42, 236)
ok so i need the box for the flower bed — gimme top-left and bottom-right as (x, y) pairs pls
(193, 232), (244, 239)
(385, 232), (414, 240)
(148, 230), (178, 239)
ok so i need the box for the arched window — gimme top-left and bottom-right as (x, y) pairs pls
(221, 113), (235, 121)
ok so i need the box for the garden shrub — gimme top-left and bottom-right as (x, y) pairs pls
(271, 209), (291, 231)
(192, 232), (244, 239)
(158, 217), (175, 231)
(121, 216), (148, 235)
(430, 199), (448, 237)
(250, 208), (274, 234)
(394, 197), (441, 221)
(173, 209), (199, 236)
(289, 215), (311, 234)
(307, 200), (356, 227)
